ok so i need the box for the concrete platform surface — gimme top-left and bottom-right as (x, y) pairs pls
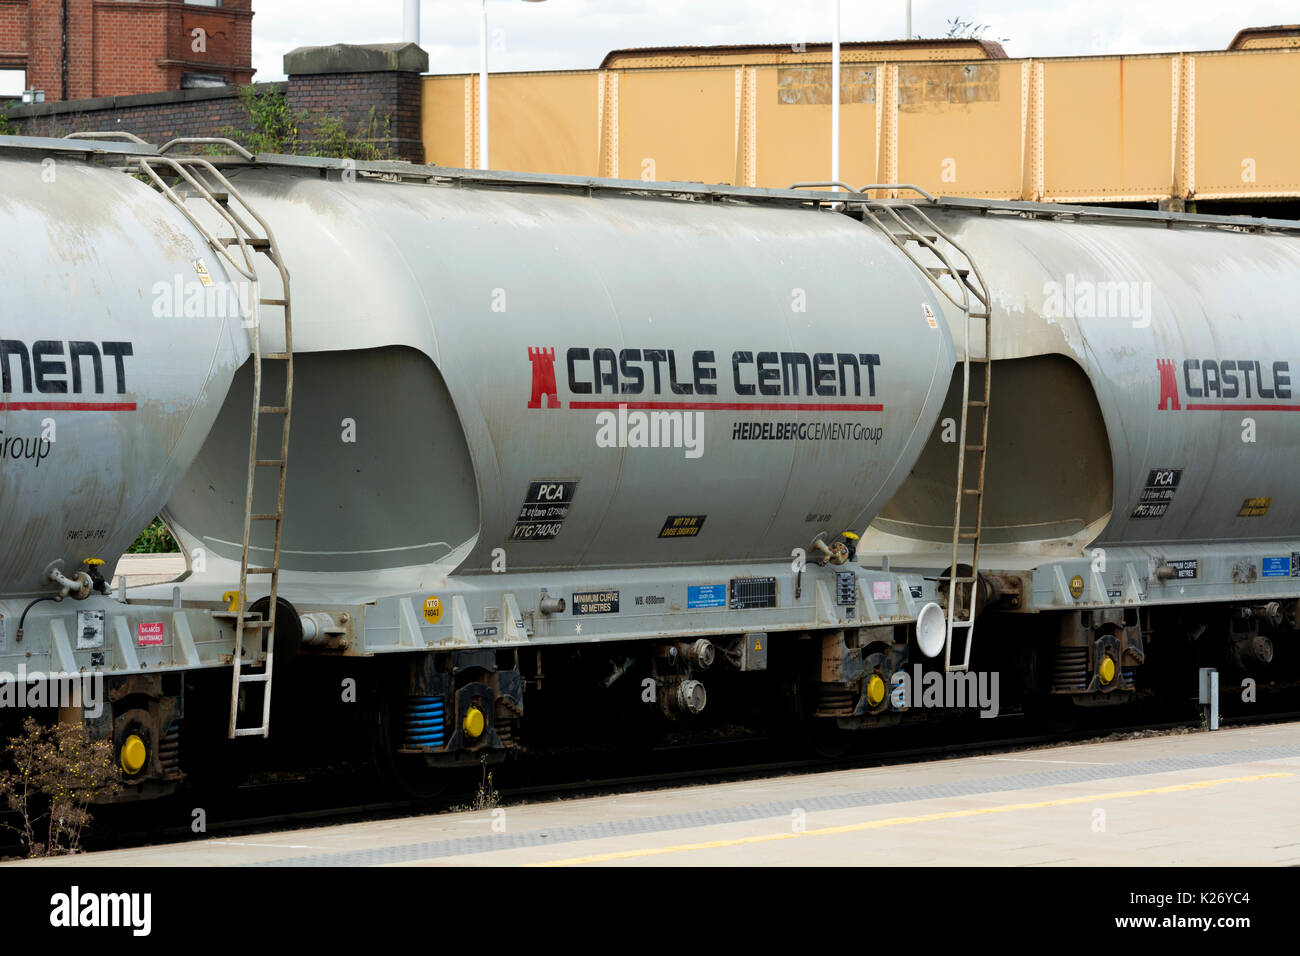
(113, 552), (187, 589)
(11, 721), (1300, 867)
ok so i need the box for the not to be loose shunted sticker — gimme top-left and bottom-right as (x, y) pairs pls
(659, 515), (706, 538)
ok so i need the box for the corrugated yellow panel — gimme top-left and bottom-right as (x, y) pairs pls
(1192, 51), (1300, 198)
(617, 69), (735, 184)
(478, 73), (600, 176)
(1042, 56), (1173, 202)
(896, 60), (1023, 198)
(754, 64), (878, 188)
(422, 76), (471, 168)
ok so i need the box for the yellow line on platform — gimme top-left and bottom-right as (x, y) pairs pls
(526, 772), (1294, 866)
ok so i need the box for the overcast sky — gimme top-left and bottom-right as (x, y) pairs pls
(253, 1), (1295, 81)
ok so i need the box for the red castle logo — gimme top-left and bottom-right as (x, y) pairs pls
(526, 347), (561, 409)
(1156, 358), (1181, 411)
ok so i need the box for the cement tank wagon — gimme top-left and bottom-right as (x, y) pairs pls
(860, 195), (1300, 706)
(0, 143), (251, 597)
(161, 166), (958, 580)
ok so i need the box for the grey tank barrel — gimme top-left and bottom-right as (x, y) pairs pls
(157, 165), (958, 583)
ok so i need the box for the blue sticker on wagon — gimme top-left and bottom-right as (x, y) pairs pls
(688, 585), (727, 609)
(1262, 556), (1290, 578)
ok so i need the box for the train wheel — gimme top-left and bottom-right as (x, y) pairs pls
(366, 676), (447, 801)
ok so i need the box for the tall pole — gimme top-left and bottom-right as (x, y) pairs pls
(403, 0), (420, 43)
(906, 0), (912, 40)
(479, 0), (490, 169)
(831, 0), (840, 190)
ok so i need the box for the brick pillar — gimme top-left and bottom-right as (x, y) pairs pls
(283, 42), (427, 164)
(26, 0), (63, 99)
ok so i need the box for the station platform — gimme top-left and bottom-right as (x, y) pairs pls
(11, 721), (1300, 867)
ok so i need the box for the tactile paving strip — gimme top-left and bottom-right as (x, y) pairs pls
(248, 743), (1300, 866)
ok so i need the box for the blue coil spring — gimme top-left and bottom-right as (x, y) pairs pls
(1122, 667), (1136, 688)
(403, 696), (446, 749)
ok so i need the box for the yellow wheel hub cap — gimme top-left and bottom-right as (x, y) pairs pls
(462, 707), (486, 739)
(120, 734), (147, 775)
(1099, 655), (1116, 685)
(866, 674), (886, 707)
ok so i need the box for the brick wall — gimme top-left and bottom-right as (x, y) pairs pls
(288, 71), (424, 163)
(0, 0), (253, 101)
(7, 83), (271, 145)
(6, 43), (429, 164)
(7, 80), (425, 165)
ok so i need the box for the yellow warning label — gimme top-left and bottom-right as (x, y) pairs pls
(1068, 574), (1085, 599)
(753, 638), (763, 651)
(1238, 497), (1272, 518)
(922, 303), (938, 328)
(422, 595), (444, 624)
(193, 258), (214, 287)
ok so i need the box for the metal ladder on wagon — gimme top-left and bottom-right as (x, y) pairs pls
(789, 180), (993, 673)
(69, 133), (295, 736)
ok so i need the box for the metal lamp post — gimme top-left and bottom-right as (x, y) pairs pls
(480, 0), (548, 170)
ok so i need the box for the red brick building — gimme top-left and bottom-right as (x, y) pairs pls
(0, 0), (253, 101)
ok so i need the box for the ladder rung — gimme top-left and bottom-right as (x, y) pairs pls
(259, 405), (289, 414)
(967, 356), (989, 363)
(238, 672), (270, 683)
(247, 567), (277, 575)
(958, 532), (980, 540)
(927, 266), (971, 278)
(968, 400), (987, 407)
(251, 513), (281, 521)
(962, 488), (981, 495)
(965, 444), (985, 452)
(264, 352), (292, 360)
(950, 620), (973, 629)
(234, 619), (273, 628)
(256, 459), (284, 467)
(232, 727), (268, 737)
(221, 236), (271, 250)
(259, 298), (288, 307)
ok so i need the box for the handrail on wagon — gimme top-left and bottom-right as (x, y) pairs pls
(63, 131), (150, 145)
(158, 137), (255, 161)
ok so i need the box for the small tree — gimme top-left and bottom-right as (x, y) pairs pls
(0, 718), (121, 857)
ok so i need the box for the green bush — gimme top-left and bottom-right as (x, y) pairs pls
(219, 85), (393, 160)
(127, 517), (180, 554)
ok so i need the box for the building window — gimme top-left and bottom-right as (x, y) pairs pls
(182, 73), (229, 89)
(185, 1), (223, 7)
(0, 70), (25, 98)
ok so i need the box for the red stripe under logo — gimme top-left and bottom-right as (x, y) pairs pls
(1184, 403), (1300, 411)
(0, 401), (137, 411)
(568, 401), (884, 412)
